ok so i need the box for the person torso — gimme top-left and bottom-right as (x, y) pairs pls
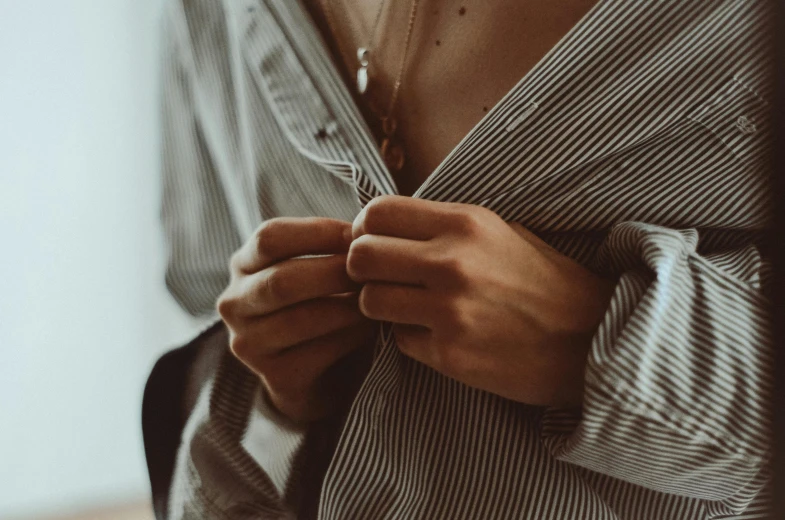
(166, 1), (775, 518)
(303, 0), (600, 195)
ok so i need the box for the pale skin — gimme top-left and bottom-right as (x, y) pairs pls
(217, 0), (611, 423)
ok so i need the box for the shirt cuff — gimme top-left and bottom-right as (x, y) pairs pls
(241, 386), (308, 496)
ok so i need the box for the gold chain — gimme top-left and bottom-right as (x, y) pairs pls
(384, 0), (419, 124)
(321, 0), (387, 57)
(320, 0), (421, 170)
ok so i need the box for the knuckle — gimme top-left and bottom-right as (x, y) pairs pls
(358, 285), (379, 318)
(255, 219), (284, 256)
(434, 254), (470, 287)
(438, 254), (462, 274)
(229, 333), (251, 361)
(216, 293), (234, 320)
(346, 237), (373, 278)
(440, 299), (463, 328)
(362, 196), (392, 232)
(263, 266), (287, 304)
(452, 209), (483, 237)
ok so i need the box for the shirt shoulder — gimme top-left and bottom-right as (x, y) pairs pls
(162, 0), (250, 64)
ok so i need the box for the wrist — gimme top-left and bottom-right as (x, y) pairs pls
(544, 268), (615, 408)
(553, 258), (616, 337)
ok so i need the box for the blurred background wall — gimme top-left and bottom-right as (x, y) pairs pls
(0, 1), (209, 517)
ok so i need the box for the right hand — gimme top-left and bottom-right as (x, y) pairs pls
(217, 217), (377, 424)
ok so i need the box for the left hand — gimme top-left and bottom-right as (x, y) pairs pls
(346, 195), (615, 408)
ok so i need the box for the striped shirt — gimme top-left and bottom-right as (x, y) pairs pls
(161, 0), (775, 518)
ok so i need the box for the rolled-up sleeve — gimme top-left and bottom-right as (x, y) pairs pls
(542, 222), (772, 517)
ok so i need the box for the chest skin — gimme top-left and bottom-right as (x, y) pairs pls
(304, 0), (599, 196)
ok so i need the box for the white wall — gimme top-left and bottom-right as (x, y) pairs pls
(0, 1), (208, 516)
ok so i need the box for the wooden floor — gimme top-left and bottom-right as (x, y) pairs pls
(14, 501), (154, 520)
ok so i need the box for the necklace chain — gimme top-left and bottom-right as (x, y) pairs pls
(320, 0), (420, 171)
(385, 0), (419, 122)
(367, 0), (388, 46)
(355, 0), (388, 95)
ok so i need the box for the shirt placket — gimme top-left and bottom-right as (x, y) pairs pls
(246, 0), (398, 208)
(247, 0), (403, 433)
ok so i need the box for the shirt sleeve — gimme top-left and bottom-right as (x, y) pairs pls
(159, 2), (241, 318)
(159, 1), (305, 497)
(540, 221), (772, 517)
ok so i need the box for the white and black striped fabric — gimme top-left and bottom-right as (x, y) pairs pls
(160, 0), (775, 518)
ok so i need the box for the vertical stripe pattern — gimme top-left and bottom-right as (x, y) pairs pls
(161, 0), (775, 518)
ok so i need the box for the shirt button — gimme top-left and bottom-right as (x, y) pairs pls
(735, 115), (757, 135)
(314, 121), (339, 140)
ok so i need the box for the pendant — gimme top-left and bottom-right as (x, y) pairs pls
(356, 47), (370, 95)
(380, 137), (405, 171)
(380, 117), (404, 171)
(357, 66), (369, 95)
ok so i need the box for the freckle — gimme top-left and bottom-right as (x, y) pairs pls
(483, 106), (488, 112)
(436, 39), (441, 46)
(458, 6), (466, 15)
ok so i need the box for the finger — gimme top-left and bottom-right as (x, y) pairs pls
(233, 294), (366, 357)
(352, 195), (466, 241)
(347, 234), (433, 285)
(233, 217), (352, 273)
(272, 319), (376, 378)
(358, 282), (438, 328)
(261, 321), (377, 422)
(229, 254), (360, 317)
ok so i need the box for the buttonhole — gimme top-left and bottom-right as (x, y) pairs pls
(505, 101), (539, 133)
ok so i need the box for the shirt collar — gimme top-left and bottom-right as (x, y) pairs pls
(245, 0), (643, 206)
